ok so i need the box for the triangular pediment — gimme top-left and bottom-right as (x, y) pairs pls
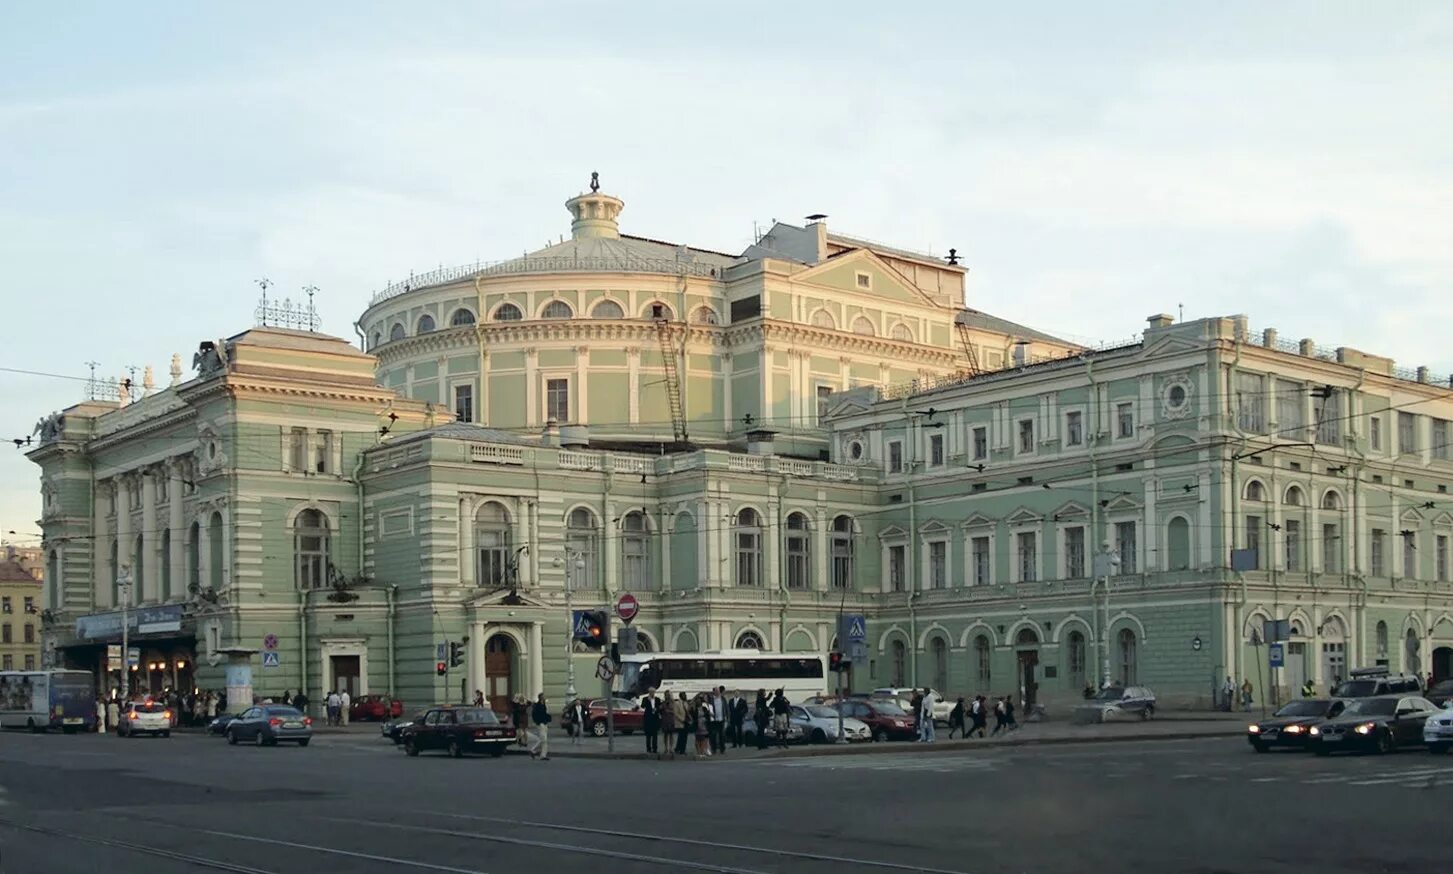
(1006, 506), (1043, 525)
(1103, 493), (1143, 512)
(919, 519), (950, 535)
(794, 249), (939, 308)
(959, 512), (997, 529)
(468, 589), (553, 609)
(1140, 335), (1205, 359)
(878, 524), (909, 541)
(1052, 501), (1090, 521)
(1433, 512), (1453, 527)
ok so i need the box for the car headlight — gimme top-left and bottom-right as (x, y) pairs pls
(1284, 725), (1304, 734)
(1354, 722), (1376, 735)
(1248, 724), (1261, 734)
(1308, 726), (1320, 736)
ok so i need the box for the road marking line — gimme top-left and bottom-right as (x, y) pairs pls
(196, 828), (493, 874)
(1172, 774), (1199, 779)
(1250, 777), (1281, 782)
(1300, 776), (1349, 784)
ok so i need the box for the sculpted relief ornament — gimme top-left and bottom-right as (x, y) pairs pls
(195, 422), (228, 475)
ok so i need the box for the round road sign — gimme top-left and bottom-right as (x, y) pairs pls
(616, 592), (640, 624)
(1191, 636), (1202, 652)
(595, 656), (616, 681)
(263, 633), (279, 651)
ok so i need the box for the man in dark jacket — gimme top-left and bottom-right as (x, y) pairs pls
(529, 693), (551, 760)
(642, 692), (661, 755)
(729, 692), (749, 748)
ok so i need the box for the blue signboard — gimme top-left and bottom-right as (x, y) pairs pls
(436, 642), (446, 661)
(841, 614), (867, 643)
(261, 651), (280, 669)
(1268, 643), (1285, 668)
(75, 604), (184, 640)
(572, 610), (595, 640)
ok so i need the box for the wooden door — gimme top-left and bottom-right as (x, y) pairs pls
(485, 636), (513, 714)
(330, 656), (360, 698)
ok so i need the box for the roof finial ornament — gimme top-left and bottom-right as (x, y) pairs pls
(589, 171), (600, 193)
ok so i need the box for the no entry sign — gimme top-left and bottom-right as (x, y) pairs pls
(616, 593), (639, 624)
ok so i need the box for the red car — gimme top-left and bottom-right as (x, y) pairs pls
(584, 698), (644, 736)
(350, 695), (403, 722)
(833, 698), (917, 742)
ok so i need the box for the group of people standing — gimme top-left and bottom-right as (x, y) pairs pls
(946, 694), (1018, 738)
(94, 687), (221, 732)
(633, 687), (793, 759)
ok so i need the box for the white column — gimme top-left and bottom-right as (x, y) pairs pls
(529, 622), (545, 697)
(94, 482), (112, 608)
(168, 466), (184, 598)
(459, 496), (475, 586)
(575, 346), (588, 424)
(468, 620), (485, 701)
(627, 347), (640, 425)
(524, 350), (538, 426)
(115, 480), (132, 584)
(764, 488), (781, 592)
(696, 499), (710, 588)
(141, 469), (158, 602)
(657, 504), (671, 591)
(529, 499), (541, 588)
(197, 511), (212, 592)
(219, 504), (233, 589)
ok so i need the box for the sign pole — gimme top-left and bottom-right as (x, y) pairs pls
(118, 568), (131, 701)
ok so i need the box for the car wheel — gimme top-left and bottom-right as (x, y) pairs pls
(590, 720), (608, 738)
(448, 738), (463, 758)
(298, 739), (310, 748)
(227, 729), (238, 746)
(404, 738), (419, 757)
(1251, 742), (1268, 754)
(811, 728), (827, 745)
(254, 730), (265, 747)
(489, 745), (504, 758)
(873, 728), (888, 743)
(1376, 730), (1395, 755)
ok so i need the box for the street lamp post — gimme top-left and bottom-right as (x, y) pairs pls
(1091, 543), (1121, 689)
(555, 550), (586, 700)
(117, 566), (133, 700)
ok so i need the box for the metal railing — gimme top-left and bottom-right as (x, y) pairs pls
(1245, 328), (1451, 387)
(370, 253), (726, 305)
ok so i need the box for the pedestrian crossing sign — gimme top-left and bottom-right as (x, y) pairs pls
(261, 651), (280, 668)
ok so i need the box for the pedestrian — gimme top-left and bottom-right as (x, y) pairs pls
(753, 689), (771, 750)
(947, 697), (966, 739)
(282, 690), (293, 706)
(1005, 696), (1018, 731)
(292, 690), (309, 720)
(729, 691), (748, 748)
(528, 693), (551, 760)
(106, 697), (120, 731)
(473, 689), (485, 707)
(909, 689), (923, 739)
(693, 694), (711, 759)
(672, 692), (690, 756)
(919, 687), (937, 742)
(511, 694), (529, 746)
(1220, 677), (1234, 712)
(1082, 684), (1096, 700)
(205, 691), (218, 720)
(991, 696), (1007, 736)
(339, 688), (351, 725)
(643, 690), (661, 756)
(565, 697), (585, 744)
(709, 686), (728, 756)
(1300, 679), (1315, 698)
(771, 688), (791, 748)
(95, 697), (106, 734)
(1240, 678), (1253, 712)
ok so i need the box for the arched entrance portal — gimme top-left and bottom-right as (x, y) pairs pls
(484, 635), (517, 714)
(1015, 627), (1040, 709)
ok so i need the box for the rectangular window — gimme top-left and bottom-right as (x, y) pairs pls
(0, 655), (8, 671)
(928, 541), (947, 589)
(1065, 526), (1086, 578)
(1237, 373), (1265, 432)
(971, 536), (990, 585)
(313, 430), (332, 473)
(1434, 419), (1450, 460)
(1, 624), (10, 643)
(1404, 532), (1418, 579)
(23, 624), (33, 644)
(1017, 419), (1035, 454)
(1370, 417), (1382, 451)
(23, 654), (33, 671)
(453, 385), (473, 424)
(888, 441), (903, 474)
(1016, 532), (1037, 582)
(972, 427), (988, 461)
(1315, 390), (1341, 446)
(1322, 523), (1339, 573)
(1114, 521), (1137, 574)
(1399, 412), (1417, 455)
(1437, 534), (1449, 582)
(786, 534), (809, 590)
(1284, 520), (1301, 572)
(289, 427), (306, 472)
(929, 433), (945, 467)
(1246, 516), (1263, 570)
(23, 597), (34, 614)
(1065, 411), (1083, 447)
(1371, 528), (1386, 576)
(855, 272), (871, 289)
(888, 545), (906, 592)
(1116, 403), (1134, 439)
(1, 596), (9, 614)
(546, 378), (570, 423)
(816, 385), (833, 422)
(1276, 380), (1303, 433)
(730, 296), (761, 322)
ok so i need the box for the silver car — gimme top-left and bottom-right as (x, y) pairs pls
(226, 704), (313, 747)
(1073, 685), (1157, 724)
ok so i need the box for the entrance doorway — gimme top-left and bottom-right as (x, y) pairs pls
(1434, 646), (1453, 684)
(1321, 642), (1346, 690)
(485, 635), (515, 713)
(330, 655), (360, 697)
(1014, 627), (1040, 709)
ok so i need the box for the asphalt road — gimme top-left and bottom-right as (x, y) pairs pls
(0, 727), (1446, 874)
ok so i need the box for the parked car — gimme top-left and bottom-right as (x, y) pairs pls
(585, 698), (644, 736)
(792, 704), (871, 744)
(1307, 695), (1439, 755)
(871, 687), (953, 724)
(351, 694), (403, 722)
(1073, 686), (1156, 723)
(1424, 679), (1453, 708)
(1248, 699), (1345, 752)
(118, 701), (172, 738)
(382, 711), (427, 744)
(743, 717), (807, 745)
(226, 705), (313, 747)
(1421, 702), (1453, 754)
(207, 712), (239, 736)
(402, 706), (513, 758)
(833, 698), (917, 742)
(1332, 668), (1422, 699)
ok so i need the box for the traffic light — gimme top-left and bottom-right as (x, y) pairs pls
(449, 641), (465, 668)
(578, 609), (609, 649)
(435, 661), (447, 676)
(828, 651), (846, 673)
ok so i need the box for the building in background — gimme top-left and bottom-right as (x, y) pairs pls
(0, 557), (43, 672)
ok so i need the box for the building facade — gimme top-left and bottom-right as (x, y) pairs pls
(0, 558), (42, 672)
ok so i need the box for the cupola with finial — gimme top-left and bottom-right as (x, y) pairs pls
(564, 171), (624, 240)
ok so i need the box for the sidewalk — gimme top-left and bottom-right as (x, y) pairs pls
(542, 710), (1250, 761)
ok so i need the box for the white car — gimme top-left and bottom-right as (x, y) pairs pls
(871, 688), (953, 724)
(794, 704), (871, 743)
(1423, 702), (1453, 754)
(118, 701), (172, 738)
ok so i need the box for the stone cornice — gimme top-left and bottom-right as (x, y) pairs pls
(726, 320), (960, 368)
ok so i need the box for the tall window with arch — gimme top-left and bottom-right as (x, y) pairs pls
(417, 313), (436, 334)
(931, 637), (948, 692)
(389, 323), (405, 342)
(186, 521), (201, 591)
(490, 304), (519, 323)
(735, 630), (764, 650)
(1375, 621), (1389, 664)
(785, 513), (810, 590)
(450, 308), (477, 327)
(830, 515), (854, 589)
(1166, 517), (1191, 571)
(565, 508), (597, 590)
(1067, 630), (1087, 690)
(476, 502), (512, 587)
(690, 306), (719, 326)
(591, 300), (625, 319)
(810, 309), (836, 330)
(891, 639), (907, 686)
(621, 510), (652, 590)
(541, 300), (573, 320)
(294, 509), (330, 589)
(1117, 628), (1138, 685)
(1405, 628), (1420, 674)
(735, 508), (763, 587)
(974, 635), (992, 687)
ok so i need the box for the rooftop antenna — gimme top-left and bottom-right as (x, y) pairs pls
(1178, 303), (1184, 322)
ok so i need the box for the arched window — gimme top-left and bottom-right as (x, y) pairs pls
(785, 512), (810, 590)
(1405, 628), (1420, 674)
(635, 633), (654, 653)
(541, 300), (573, 320)
(736, 630), (764, 650)
(1376, 621), (1389, 660)
(891, 638), (907, 686)
(852, 317), (876, 336)
(890, 323), (914, 342)
(187, 522), (200, 591)
(735, 508), (763, 587)
(294, 509), (329, 589)
(160, 529), (172, 599)
(490, 304), (520, 323)
(1166, 517), (1191, 571)
(1118, 628), (1138, 685)
(811, 309), (836, 330)
(1284, 486), (1303, 506)
(1244, 480), (1265, 502)
(974, 635), (992, 686)
(691, 307), (719, 325)
(389, 323), (406, 342)
(417, 314), (436, 334)
(1067, 630), (1087, 689)
(450, 308), (477, 327)
(1016, 626), (1040, 647)
(591, 300), (625, 319)
(565, 508), (597, 590)
(931, 636), (948, 692)
(475, 501), (512, 586)
(830, 515), (855, 589)
(621, 510), (652, 590)
(1322, 490), (1342, 511)
(645, 301), (673, 321)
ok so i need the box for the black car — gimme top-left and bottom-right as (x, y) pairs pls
(1248, 699), (1344, 752)
(1307, 694), (1440, 755)
(402, 707), (513, 758)
(207, 713), (240, 735)
(382, 711), (426, 745)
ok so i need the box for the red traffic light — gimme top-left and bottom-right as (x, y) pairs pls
(828, 651), (846, 672)
(435, 661), (447, 676)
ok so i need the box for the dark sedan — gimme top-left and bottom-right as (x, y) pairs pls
(382, 711), (426, 744)
(402, 707), (513, 758)
(1248, 699), (1344, 752)
(207, 713), (239, 735)
(225, 705), (313, 747)
(1307, 695), (1440, 755)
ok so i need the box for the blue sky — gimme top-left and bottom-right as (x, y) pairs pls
(2, 2), (1450, 543)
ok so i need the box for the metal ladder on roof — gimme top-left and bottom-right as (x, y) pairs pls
(954, 318), (983, 377)
(655, 316), (688, 444)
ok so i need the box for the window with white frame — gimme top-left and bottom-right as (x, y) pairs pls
(1067, 631), (1087, 689)
(929, 433), (945, 467)
(1402, 530), (1418, 579)
(1434, 419), (1450, 460)
(565, 508), (597, 590)
(1116, 403), (1135, 439)
(294, 509), (329, 589)
(785, 513), (810, 590)
(1246, 515), (1263, 570)
(1437, 534), (1449, 582)
(1370, 528), (1386, 576)
(855, 272), (871, 289)
(887, 544), (906, 592)
(1315, 390), (1341, 445)
(887, 441), (903, 474)
(735, 509), (763, 587)
(974, 635), (992, 684)
(451, 308), (477, 326)
(1398, 412), (1417, 455)
(816, 385), (833, 422)
(1114, 521), (1137, 574)
(1017, 419), (1035, 454)
(313, 430), (331, 474)
(831, 515), (854, 589)
(1322, 523), (1339, 573)
(546, 378), (570, 423)
(1236, 372), (1265, 432)
(1276, 380), (1303, 432)
(1284, 519), (1302, 572)
(541, 300), (573, 320)
(1370, 416), (1383, 451)
(476, 501), (512, 587)
(1016, 531), (1037, 582)
(1064, 526), (1086, 578)
(453, 384), (474, 424)
(1065, 410), (1083, 447)
(972, 426), (988, 461)
(927, 540), (947, 589)
(621, 510), (651, 590)
(971, 535), (991, 585)
(289, 427), (306, 471)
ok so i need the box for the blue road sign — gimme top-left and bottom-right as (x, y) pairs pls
(436, 642), (446, 661)
(1268, 643), (1285, 668)
(572, 610), (595, 639)
(261, 651), (280, 669)
(843, 614), (867, 643)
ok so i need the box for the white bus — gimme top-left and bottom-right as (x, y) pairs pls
(0, 670), (96, 733)
(614, 650), (829, 700)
